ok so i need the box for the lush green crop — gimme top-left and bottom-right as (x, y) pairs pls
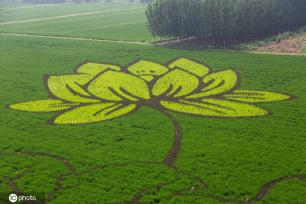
(2, 35), (306, 203)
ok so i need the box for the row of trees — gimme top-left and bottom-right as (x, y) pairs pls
(146, 0), (306, 45)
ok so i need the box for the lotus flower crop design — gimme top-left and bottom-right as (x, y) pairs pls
(10, 58), (291, 124)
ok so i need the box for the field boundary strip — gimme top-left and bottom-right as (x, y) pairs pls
(239, 50), (306, 56)
(0, 1), (138, 10)
(202, 48), (306, 57)
(1, 3), (73, 10)
(1, 32), (304, 55)
(0, 32), (152, 45)
(0, 7), (145, 25)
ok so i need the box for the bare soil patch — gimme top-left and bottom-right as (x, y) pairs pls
(255, 34), (306, 54)
(155, 33), (306, 56)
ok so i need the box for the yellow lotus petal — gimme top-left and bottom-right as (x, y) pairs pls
(53, 103), (136, 124)
(140, 75), (154, 82)
(160, 99), (267, 117)
(187, 69), (237, 99)
(47, 74), (99, 103)
(77, 62), (120, 75)
(9, 100), (75, 112)
(152, 68), (199, 98)
(47, 63), (121, 103)
(87, 70), (150, 102)
(168, 58), (210, 77)
(127, 60), (169, 78)
(224, 90), (291, 103)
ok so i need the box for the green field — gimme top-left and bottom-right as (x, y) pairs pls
(0, 3), (151, 41)
(1, 2), (306, 204)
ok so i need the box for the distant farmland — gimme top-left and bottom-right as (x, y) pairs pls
(0, 3), (151, 41)
(0, 2), (306, 204)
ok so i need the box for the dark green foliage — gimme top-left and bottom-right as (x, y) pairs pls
(146, 0), (306, 45)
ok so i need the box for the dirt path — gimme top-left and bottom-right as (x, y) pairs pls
(242, 174), (306, 204)
(0, 32), (151, 46)
(161, 110), (182, 167)
(0, 7), (144, 25)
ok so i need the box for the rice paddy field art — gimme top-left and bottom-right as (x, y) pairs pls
(1, 1), (306, 204)
(9, 57), (292, 124)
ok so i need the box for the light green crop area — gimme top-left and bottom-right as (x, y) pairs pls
(0, 2), (306, 204)
(0, 2), (151, 41)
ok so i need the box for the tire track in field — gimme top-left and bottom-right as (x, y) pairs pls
(0, 7), (145, 25)
(0, 32), (151, 45)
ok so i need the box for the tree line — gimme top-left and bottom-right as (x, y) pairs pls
(146, 0), (306, 45)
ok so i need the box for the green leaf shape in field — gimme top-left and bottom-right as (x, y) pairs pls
(160, 99), (268, 117)
(9, 100), (75, 112)
(9, 57), (292, 124)
(53, 103), (136, 124)
(152, 68), (199, 98)
(224, 90), (291, 103)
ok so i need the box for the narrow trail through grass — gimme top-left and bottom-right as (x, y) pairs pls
(0, 32), (151, 45)
(1, 3), (73, 10)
